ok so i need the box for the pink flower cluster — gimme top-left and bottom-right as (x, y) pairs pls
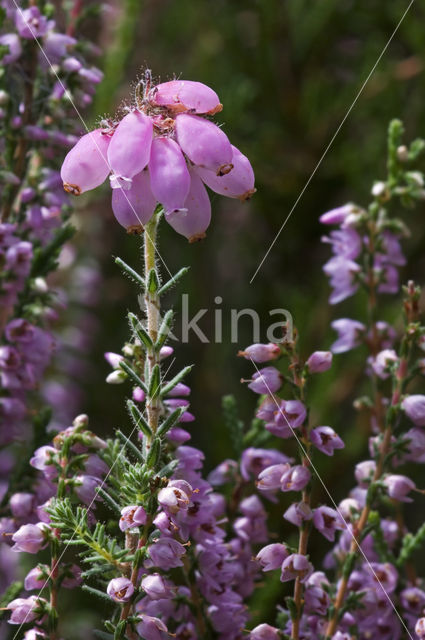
(61, 79), (255, 241)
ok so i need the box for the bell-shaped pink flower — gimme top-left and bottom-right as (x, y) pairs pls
(136, 614), (168, 640)
(247, 366), (283, 395)
(61, 128), (111, 195)
(140, 573), (175, 600)
(107, 577), (134, 602)
(149, 137), (190, 214)
(402, 394), (425, 426)
(119, 505), (147, 531)
(15, 7), (48, 39)
(383, 474), (415, 502)
(196, 145), (255, 200)
(108, 110), (153, 184)
(150, 79), (222, 114)
(146, 537), (186, 570)
(238, 342), (280, 363)
(24, 565), (48, 591)
(11, 523), (49, 553)
(175, 113), (233, 175)
(313, 505), (345, 541)
(281, 553), (313, 583)
(416, 618), (425, 639)
(310, 426), (345, 456)
(111, 169), (156, 231)
(256, 463), (290, 491)
(280, 465), (311, 492)
(250, 623), (281, 639)
(256, 543), (289, 571)
(7, 595), (46, 625)
(0, 34), (22, 64)
(165, 170), (211, 242)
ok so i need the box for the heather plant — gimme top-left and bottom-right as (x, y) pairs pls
(2, 7), (425, 640)
(0, 0), (104, 601)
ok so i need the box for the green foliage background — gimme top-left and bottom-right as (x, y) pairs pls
(82, 0), (425, 462)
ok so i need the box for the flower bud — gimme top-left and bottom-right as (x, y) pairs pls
(238, 343), (281, 363)
(106, 370), (127, 384)
(338, 498), (360, 520)
(371, 181), (387, 197)
(250, 624), (281, 639)
(104, 352), (124, 368)
(370, 349), (398, 379)
(73, 475), (101, 504)
(132, 386), (146, 403)
(319, 203), (357, 225)
(306, 350), (332, 373)
(402, 395), (425, 426)
(383, 474), (415, 502)
(256, 543), (289, 571)
(354, 460), (376, 487)
(0, 34), (22, 64)
(10, 492), (34, 519)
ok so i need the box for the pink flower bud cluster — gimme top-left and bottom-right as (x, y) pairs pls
(0, 2), (106, 508)
(3, 414), (106, 628)
(321, 204), (406, 305)
(0, 5), (103, 110)
(61, 78), (255, 241)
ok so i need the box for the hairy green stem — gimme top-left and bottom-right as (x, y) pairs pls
(119, 214), (162, 637)
(144, 214), (161, 436)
